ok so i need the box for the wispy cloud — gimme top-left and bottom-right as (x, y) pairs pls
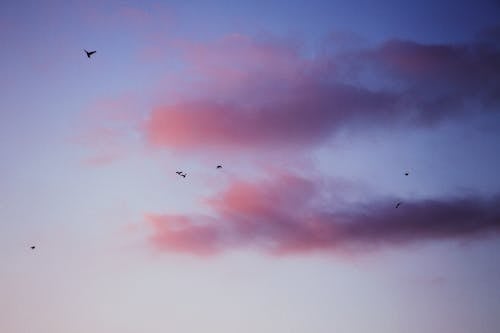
(70, 93), (142, 166)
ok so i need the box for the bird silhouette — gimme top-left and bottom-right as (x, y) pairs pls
(84, 49), (96, 58)
(176, 171), (182, 175)
(181, 173), (187, 178)
(404, 172), (409, 176)
(30, 246), (35, 250)
(395, 202), (402, 208)
(217, 165), (222, 169)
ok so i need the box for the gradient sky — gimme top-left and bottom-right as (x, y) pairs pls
(1, 1), (500, 332)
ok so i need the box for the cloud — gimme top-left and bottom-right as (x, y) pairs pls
(144, 87), (397, 151)
(81, 152), (123, 167)
(144, 173), (500, 256)
(142, 31), (500, 152)
(357, 39), (500, 122)
(70, 93), (143, 166)
(146, 214), (220, 256)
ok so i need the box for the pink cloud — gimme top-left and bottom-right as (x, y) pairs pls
(82, 152), (123, 167)
(144, 86), (398, 152)
(175, 34), (304, 84)
(146, 214), (220, 256)
(71, 93), (142, 166)
(141, 32), (500, 152)
(143, 173), (500, 256)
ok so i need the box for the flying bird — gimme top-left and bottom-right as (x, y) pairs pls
(30, 246), (35, 250)
(176, 171), (182, 175)
(395, 202), (402, 208)
(84, 49), (96, 58)
(404, 172), (409, 176)
(217, 165), (222, 169)
(181, 173), (187, 178)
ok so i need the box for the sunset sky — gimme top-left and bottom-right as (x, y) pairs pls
(1, 1), (500, 332)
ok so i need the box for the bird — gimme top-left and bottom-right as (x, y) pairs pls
(84, 49), (96, 58)
(176, 171), (182, 175)
(216, 165), (222, 169)
(181, 173), (186, 178)
(395, 202), (402, 208)
(30, 246), (35, 250)
(404, 172), (409, 176)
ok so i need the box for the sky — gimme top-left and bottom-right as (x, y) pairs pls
(1, 0), (500, 332)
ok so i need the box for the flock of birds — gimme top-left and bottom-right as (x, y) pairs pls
(27, 48), (407, 251)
